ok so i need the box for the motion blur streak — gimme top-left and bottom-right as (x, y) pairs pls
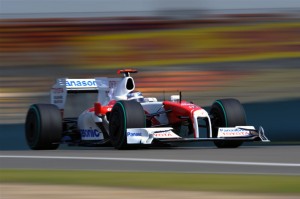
(0, 5), (300, 124)
(1, 19), (299, 68)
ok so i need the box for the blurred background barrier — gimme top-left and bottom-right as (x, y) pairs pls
(1, 98), (299, 150)
(0, 0), (299, 143)
(1, 19), (300, 68)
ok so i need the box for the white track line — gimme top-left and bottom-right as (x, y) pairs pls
(1, 155), (300, 167)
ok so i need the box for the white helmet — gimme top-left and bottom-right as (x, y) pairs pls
(127, 91), (145, 102)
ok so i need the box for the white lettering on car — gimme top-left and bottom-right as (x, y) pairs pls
(66, 80), (97, 87)
(127, 132), (142, 137)
(218, 128), (250, 137)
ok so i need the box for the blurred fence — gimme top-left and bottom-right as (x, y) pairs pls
(1, 98), (300, 151)
(1, 15), (300, 68)
(0, 14), (300, 124)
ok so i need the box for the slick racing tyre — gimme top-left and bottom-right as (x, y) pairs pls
(109, 100), (146, 149)
(25, 104), (62, 150)
(210, 99), (247, 148)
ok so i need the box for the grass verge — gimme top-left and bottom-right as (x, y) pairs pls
(1, 169), (300, 194)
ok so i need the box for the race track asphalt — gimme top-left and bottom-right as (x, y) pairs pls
(1, 145), (300, 175)
(1, 124), (300, 175)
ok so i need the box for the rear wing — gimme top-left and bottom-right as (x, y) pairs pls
(53, 78), (112, 92)
(50, 77), (134, 110)
(64, 79), (99, 91)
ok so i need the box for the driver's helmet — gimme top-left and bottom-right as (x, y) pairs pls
(127, 91), (145, 102)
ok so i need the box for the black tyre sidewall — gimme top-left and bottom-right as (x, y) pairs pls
(109, 102), (126, 149)
(210, 99), (247, 148)
(25, 104), (62, 150)
(109, 100), (145, 149)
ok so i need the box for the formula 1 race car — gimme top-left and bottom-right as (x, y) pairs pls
(25, 69), (269, 150)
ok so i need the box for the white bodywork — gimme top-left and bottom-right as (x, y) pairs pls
(51, 74), (159, 141)
(192, 109), (211, 138)
(77, 110), (104, 141)
(51, 73), (269, 144)
(217, 126), (255, 138)
(126, 128), (179, 144)
(51, 76), (133, 141)
(51, 77), (133, 107)
(126, 126), (263, 144)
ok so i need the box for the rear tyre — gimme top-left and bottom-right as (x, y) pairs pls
(210, 99), (247, 148)
(109, 100), (146, 149)
(25, 104), (62, 150)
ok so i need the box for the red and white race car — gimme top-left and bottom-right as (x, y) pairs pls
(25, 69), (269, 150)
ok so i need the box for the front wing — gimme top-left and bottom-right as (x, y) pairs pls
(126, 126), (270, 145)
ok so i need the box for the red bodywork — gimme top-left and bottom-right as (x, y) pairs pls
(89, 100), (116, 115)
(163, 101), (203, 138)
(88, 99), (205, 138)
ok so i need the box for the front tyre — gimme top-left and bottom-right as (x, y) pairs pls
(25, 104), (62, 150)
(109, 100), (146, 149)
(210, 99), (247, 148)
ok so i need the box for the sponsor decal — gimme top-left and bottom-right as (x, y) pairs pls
(153, 130), (179, 138)
(127, 132), (142, 137)
(218, 128), (250, 137)
(66, 79), (97, 87)
(154, 132), (173, 137)
(80, 128), (100, 138)
(52, 88), (64, 93)
(105, 107), (112, 112)
(52, 95), (64, 104)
